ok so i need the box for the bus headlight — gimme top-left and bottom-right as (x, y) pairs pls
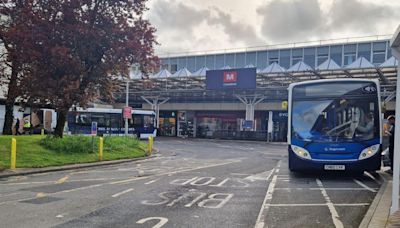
(359, 144), (380, 160)
(291, 145), (311, 160)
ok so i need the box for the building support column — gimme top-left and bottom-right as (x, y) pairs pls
(235, 94), (265, 131)
(391, 45), (400, 214)
(141, 96), (170, 128)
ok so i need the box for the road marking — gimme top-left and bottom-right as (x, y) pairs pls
(275, 169), (280, 173)
(111, 160), (241, 185)
(274, 187), (379, 191)
(268, 203), (370, 207)
(112, 188), (134, 198)
(353, 179), (377, 192)
(0, 160), (241, 206)
(136, 217), (168, 228)
(36, 192), (47, 198)
(254, 162), (279, 228)
(364, 172), (382, 185)
(56, 175), (69, 184)
(0, 192), (19, 198)
(316, 179), (344, 228)
(145, 178), (160, 185)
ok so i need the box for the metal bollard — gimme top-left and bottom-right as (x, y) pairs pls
(11, 138), (16, 169)
(99, 137), (103, 161)
(41, 128), (44, 136)
(148, 136), (153, 155)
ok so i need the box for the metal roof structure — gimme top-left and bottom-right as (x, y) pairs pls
(121, 58), (398, 105)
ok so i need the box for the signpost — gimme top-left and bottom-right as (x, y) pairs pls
(91, 122), (98, 136)
(123, 106), (132, 136)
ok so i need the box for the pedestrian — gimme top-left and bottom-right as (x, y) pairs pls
(387, 115), (395, 173)
(14, 118), (21, 135)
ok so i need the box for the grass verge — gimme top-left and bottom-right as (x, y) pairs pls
(0, 135), (148, 169)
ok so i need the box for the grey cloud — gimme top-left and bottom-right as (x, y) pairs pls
(257, 0), (400, 43)
(256, 0), (325, 43)
(329, 0), (399, 33)
(207, 8), (265, 45)
(148, 0), (210, 35)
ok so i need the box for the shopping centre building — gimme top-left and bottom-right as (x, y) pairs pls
(116, 36), (398, 141)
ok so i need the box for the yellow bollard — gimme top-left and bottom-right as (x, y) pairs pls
(148, 136), (153, 156)
(11, 138), (16, 169)
(99, 137), (103, 161)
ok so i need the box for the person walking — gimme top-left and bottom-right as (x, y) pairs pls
(387, 115), (396, 173)
(14, 118), (21, 135)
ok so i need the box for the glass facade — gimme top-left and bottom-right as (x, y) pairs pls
(160, 40), (392, 72)
(317, 46), (329, 66)
(279, 49), (291, 69)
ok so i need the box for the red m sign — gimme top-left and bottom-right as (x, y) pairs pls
(223, 71), (237, 83)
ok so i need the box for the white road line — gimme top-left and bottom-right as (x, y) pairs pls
(254, 174), (277, 228)
(364, 172), (382, 185)
(316, 179), (344, 228)
(268, 203), (370, 207)
(145, 179), (160, 185)
(112, 188), (134, 198)
(353, 179), (377, 192)
(254, 161), (281, 228)
(274, 187), (379, 191)
(275, 169), (280, 173)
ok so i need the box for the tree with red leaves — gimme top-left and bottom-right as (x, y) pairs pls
(1, 0), (158, 137)
(0, 1), (39, 135)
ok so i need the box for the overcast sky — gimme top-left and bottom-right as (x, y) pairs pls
(145, 0), (400, 56)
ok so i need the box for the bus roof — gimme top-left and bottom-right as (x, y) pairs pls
(287, 78), (380, 91)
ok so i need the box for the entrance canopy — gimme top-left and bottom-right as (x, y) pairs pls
(121, 58), (398, 104)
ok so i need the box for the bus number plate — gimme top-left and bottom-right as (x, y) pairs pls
(324, 165), (345, 170)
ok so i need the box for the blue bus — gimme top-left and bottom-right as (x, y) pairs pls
(67, 108), (157, 139)
(288, 79), (382, 172)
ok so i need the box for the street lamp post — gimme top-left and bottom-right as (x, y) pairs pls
(124, 79), (129, 136)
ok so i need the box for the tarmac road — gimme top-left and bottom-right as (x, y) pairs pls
(0, 138), (381, 228)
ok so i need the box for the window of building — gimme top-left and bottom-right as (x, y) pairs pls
(170, 64), (177, 73)
(317, 46), (329, 66)
(357, 43), (371, 61)
(246, 52), (256, 66)
(372, 42), (387, 65)
(257, 51), (268, 69)
(215, 54), (224, 69)
(177, 57), (186, 71)
(304, 48), (315, 68)
(330, 45), (342, 66)
(195, 55), (206, 69)
(291, 48), (303, 65)
(169, 58), (178, 73)
(225, 54), (235, 68)
(279, 49), (290, 69)
(344, 44), (357, 66)
(206, 55), (215, 69)
(235, 53), (245, 68)
(187, 57), (196, 72)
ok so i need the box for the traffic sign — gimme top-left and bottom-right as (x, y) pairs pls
(91, 122), (98, 136)
(123, 107), (132, 119)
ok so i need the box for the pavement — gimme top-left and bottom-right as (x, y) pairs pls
(0, 138), (395, 227)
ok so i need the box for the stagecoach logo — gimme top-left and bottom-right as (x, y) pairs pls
(363, 85), (377, 93)
(223, 71), (237, 86)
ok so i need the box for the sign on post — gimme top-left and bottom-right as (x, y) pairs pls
(123, 107), (132, 119)
(91, 122), (98, 136)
